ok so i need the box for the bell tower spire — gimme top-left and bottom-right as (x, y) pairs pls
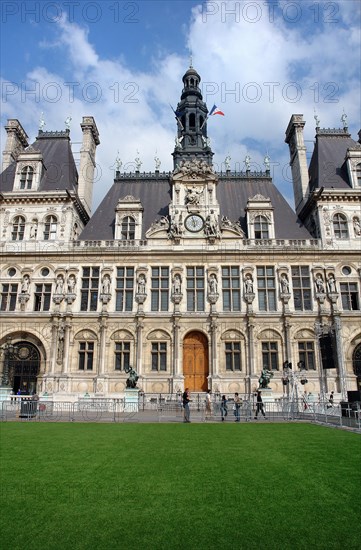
(172, 66), (213, 169)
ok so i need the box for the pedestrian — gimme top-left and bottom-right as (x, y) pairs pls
(220, 394), (228, 421)
(205, 390), (212, 420)
(327, 391), (334, 408)
(254, 390), (267, 419)
(233, 392), (241, 422)
(182, 387), (191, 423)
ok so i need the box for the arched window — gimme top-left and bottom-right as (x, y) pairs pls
(20, 166), (34, 189)
(254, 215), (269, 239)
(11, 216), (25, 241)
(333, 213), (348, 239)
(43, 215), (58, 240)
(121, 216), (135, 240)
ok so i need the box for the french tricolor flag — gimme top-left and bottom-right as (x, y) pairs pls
(209, 104), (225, 116)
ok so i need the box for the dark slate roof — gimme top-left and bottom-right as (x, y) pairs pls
(0, 131), (78, 193)
(308, 130), (358, 191)
(80, 173), (311, 240)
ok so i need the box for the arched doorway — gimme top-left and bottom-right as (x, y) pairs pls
(352, 344), (361, 393)
(183, 331), (209, 391)
(8, 341), (40, 395)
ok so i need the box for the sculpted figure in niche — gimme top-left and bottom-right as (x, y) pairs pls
(244, 275), (254, 294)
(67, 275), (76, 293)
(170, 210), (182, 237)
(172, 275), (181, 295)
(208, 274), (218, 294)
(57, 326), (65, 362)
(204, 210), (219, 237)
(21, 275), (30, 293)
(315, 275), (325, 293)
(30, 220), (38, 239)
(280, 274), (289, 294)
(102, 275), (111, 295)
(186, 186), (202, 206)
(55, 275), (64, 295)
(327, 274), (336, 294)
(353, 217), (361, 236)
(137, 275), (146, 294)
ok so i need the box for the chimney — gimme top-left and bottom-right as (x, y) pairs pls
(77, 116), (100, 216)
(2, 119), (29, 172)
(285, 115), (309, 214)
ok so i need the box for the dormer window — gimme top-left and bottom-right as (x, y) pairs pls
(20, 166), (34, 189)
(121, 216), (135, 240)
(44, 215), (58, 240)
(254, 215), (269, 239)
(11, 215), (25, 240)
(357, 163), (361, 186)
(333, 213), (348, 239)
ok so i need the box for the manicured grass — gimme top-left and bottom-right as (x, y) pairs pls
(0, 423), (360, 549)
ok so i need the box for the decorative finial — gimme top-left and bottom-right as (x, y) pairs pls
(244, 155), (251, 171)
(264, 153), (270, 171)
(341, 109), (348, 129)
(225, 154), (231, 171)
(314, 108), (320, 128)
(39, 112), (46, 131)
(65, 116), (72, 130)
(154, 151), (161, 171)
(115, 151), (122, 171)
(189, 52), (193, 68)
(135, 151), (142, 171)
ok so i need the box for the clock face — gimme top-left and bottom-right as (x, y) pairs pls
(185, 214), (204, 232)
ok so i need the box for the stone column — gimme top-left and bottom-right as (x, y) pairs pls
(247, 317), (255, 396)
(98, 314), (108, 375)
(209, 316), (218, 378)
(50, 314), (60, 375)
(62, 316), (72, 374)
(135, 316), (144, 376)
(332, 315), (347, 401)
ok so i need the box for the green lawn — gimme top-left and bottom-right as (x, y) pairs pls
(0, 423), (360, 550)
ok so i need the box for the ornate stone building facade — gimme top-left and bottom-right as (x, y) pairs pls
(1, 67), (361, 400)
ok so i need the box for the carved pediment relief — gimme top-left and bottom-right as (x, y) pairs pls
(171, 159), (217, 183)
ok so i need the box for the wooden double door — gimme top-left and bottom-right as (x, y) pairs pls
(183, 331), (209, 392)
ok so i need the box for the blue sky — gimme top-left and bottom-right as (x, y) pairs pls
(1, 0), (360, 209)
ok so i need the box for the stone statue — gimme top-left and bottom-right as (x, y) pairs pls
(175, 136), (183, 149)
(244, 275), (254, 294)
(264, 154), (270, 171)
(172, 275), (181, 295)
(315, 275), (325, 293)
(21, 275), (30, 293)
(208, 274), (218, 294)
(137, 275), (146, 294)
(353, 217), (361, 236)
(170, 210), (182, 237)
(259, 367), (274, 389)
(124, 365), (139, 389)
(102, 275), (111, 295)
(280, 274), (289, 294)
(39, 112), (46, 131)
(327, 274), (336, 293)
(29, 220), (38, 239)
(341, 112), (348, 129)
(225, 155), (231, 171)
(57, 326), (64, 362)
(55, 275), (64, 295)
(244, 155), (251, 171)
(204, 210), (219, 237)
(67, 275), (76, 293)
(65, 116), (72, 130)
(186, 186), (202, 206)
(314, 112), (320, 128)
(154, 154), (161, 171)
(115, 152), (122, 172)
(135, 151), (142, 171)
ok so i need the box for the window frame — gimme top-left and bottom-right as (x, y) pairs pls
(333, 213), (349, 239)
(222, 266), (241, 312)
(262, 341), (279, 370)
(340, 282), (360, 311)
(43, 215), (58, 241)
(225, 341), (242, 371)
(11, 215), (25, 241)
(254, 215), (269, 239)
(298, 341), (316, 370)
(78, 341), (94, 370)
(121, 216), (135, 240)
(151, 342), (167, 371)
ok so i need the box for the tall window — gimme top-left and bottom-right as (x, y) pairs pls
(151, 342), (167, 371)
(262, 341), (279, 370)
(291, 266), (312, 310)
(78, 342), (94, 370)
(222, 266), (241, 311)
(116, 267), (134, 311)
(34, 283), (52, 311)
(151, 267), (169, 311)
(115, 342), (131, 371)
(121, 216), (135, 240)
(340, 282), (360, 310)
(80, 267), (99, 311)
(298, 342), (315, 370)
(11, 216), (25, 241)
(254, 215), (269, 239)
(225, 342), (241, 371)
(19, 166), (34, 189)
(356, 163), (361, 186)
(43, 215), (58, 240)
(186, 267), (205, 311)
(333, 213), (348, 239)
(0, 283), (18, 311)
(257, 266), (276, 311)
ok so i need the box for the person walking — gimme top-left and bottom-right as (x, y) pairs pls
(234, 392), (241, 422)
(182, 388), (191, 423)
(205, 390), (212, 420)
(220, 394), (228, 421)
(254, 390), (267, 419)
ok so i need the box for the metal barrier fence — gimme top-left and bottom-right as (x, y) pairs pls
(1, 397), (360, 430)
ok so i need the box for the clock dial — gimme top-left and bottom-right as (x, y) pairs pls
(185, 214), (204, 232)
